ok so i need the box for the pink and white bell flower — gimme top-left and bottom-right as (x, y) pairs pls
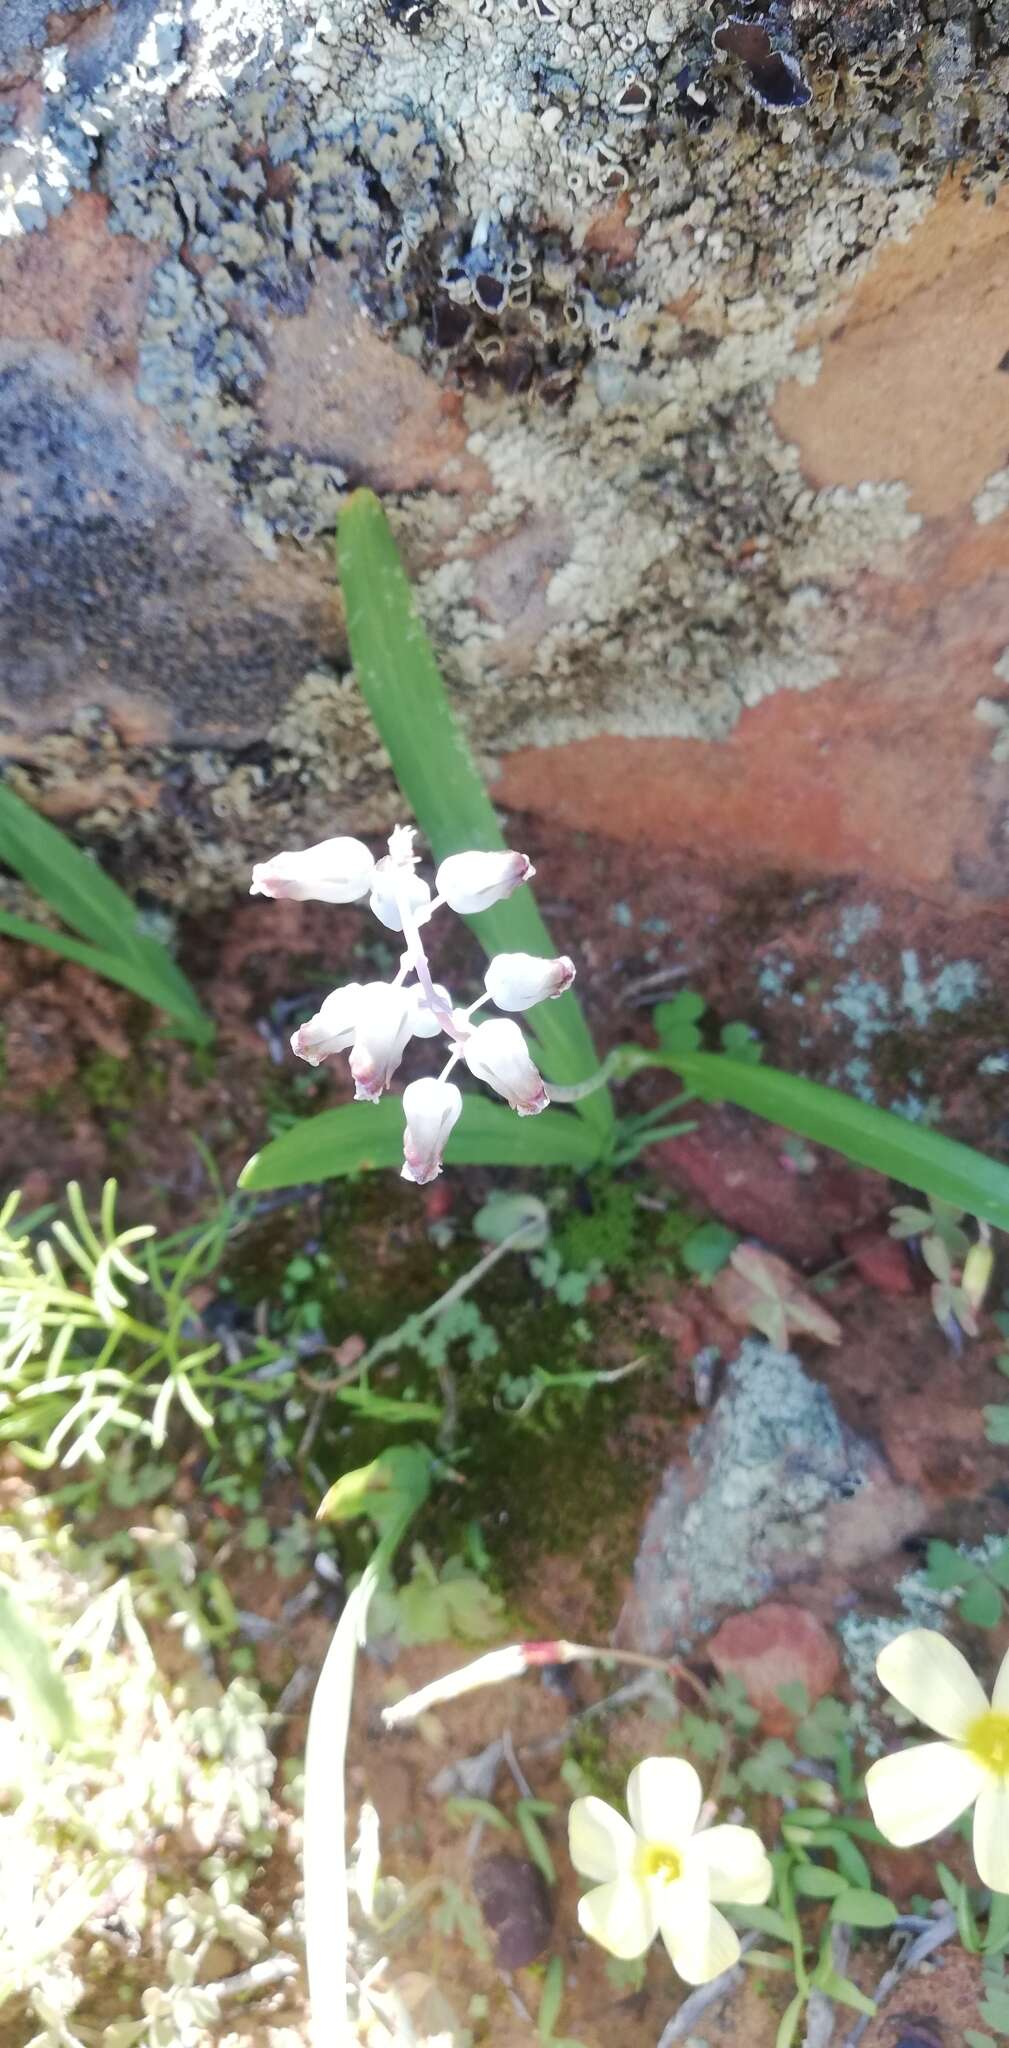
(250, 836), (375, 904)
(484, 951), (576, 1012)
(409, 983), (453, 1037)
(463, 1017), (549, 1116)
(348, 983), (415, 1102)
(291, 982), (363, 1067)
(435, 849), (535, 916)
(369, 860), (433, 933)
(401, 1077), (463, 1184)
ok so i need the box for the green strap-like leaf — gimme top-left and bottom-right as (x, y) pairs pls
(336, 489), (612, 1144)
(646, 1049), (1009, 1231)
(0, 784), (150, 960)
(0, 910), (212, 1044)
(240, 1093), (599, 1190)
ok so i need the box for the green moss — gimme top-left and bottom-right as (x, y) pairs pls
(556, 1175), (640, 1274)
(228, 1170), (680, 1623)
(80, 1052), (133, 1108)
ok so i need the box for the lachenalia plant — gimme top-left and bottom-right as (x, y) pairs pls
(252, 824), (576, 1186)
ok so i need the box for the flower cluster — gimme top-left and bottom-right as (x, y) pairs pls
(569, 1631), (1009, 1993)
(251, 826), (574, 1184)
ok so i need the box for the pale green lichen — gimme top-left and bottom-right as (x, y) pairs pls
(629, 1341), (877, 1648)
(0, 0), (1003, 882)
(973, 467), (1009, 525)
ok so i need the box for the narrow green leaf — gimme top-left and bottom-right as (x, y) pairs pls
(335, 1390), (442, 1423)
(644, 1049), (1009, 1231)
(0, 1579), (76, 1746)
(813, 1830), (872, 1890)
(812, 1968), (876, 2017)
(240, 1095), (600, 1189)
(733, 1904), (791, 1940)
(516, 1801), (556, 1887)
(979, 1993), (1009, 2034)
(792, 1864), (848, 1900)
(829, 1889), (897, 1929)
(538, 1956), (564, 2043)
(0, 910), (211, 1042)
(0, 783), (149, 959)
(445, 1796), (512, 1833)
(336, 489), (612, 1139)
(775, 1991), (806, 2048)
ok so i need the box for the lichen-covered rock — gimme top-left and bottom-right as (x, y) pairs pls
(1, 0), (1008, 905)
(620, 1340), (922, 1651)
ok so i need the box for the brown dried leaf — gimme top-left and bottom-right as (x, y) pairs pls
(712, 1243), (842, 1348)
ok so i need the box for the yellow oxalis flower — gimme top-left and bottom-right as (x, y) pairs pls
(866, 1628), (1009, 1892)
(567, 1756), (772, 1985)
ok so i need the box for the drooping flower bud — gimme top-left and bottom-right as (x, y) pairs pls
(291, 982), (363, 1067)
(250, 836), (375, 904)
(368, 859), (433, 933)
(484, 951), (576, 1012)
(409, 982), (453, 1038)
(435, 849), (535, 915)
(463, 1018), (549, 1116)
(348, 983), (415, 1102)
(401, 1077), (463, 1184)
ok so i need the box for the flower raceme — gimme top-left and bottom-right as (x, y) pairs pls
(252, 827), (574, 1184)
(865, 1629), (1009, 1893)
(569, 1757), (772, 1985)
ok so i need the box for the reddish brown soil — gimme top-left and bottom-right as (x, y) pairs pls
(6, 810), (1009, 2047)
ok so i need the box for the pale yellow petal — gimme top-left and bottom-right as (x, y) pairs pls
(876, 1629), (988, 1739)
(865, 1740), (985, 1845)
(661, 1884), (740, 1987)
(568, 1797), (636, 1882)
(686, 1825), (774, 1905)
(577, 1876), (656, 1959)
(626, 1757), (702, 1847)
(991, 1645), (1009, 1712)
(973, 1779), (1009, 1893)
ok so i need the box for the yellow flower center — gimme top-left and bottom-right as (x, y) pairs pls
(638, 1843), (683, 1885)
(966, 1709), (1009, 1778)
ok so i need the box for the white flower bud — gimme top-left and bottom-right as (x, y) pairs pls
(348, 983), (415, 1102)
(463, 1018), (548, 1116)
(291, 982), (363, 1066)
(368, 859), (432, 933)
(401, 1077), (463, 1184)
(409, 983), (453, 1038)
(250, 836), (375, 904)
(484, 951), (576, 1011)
(435, 849), (535, 915)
